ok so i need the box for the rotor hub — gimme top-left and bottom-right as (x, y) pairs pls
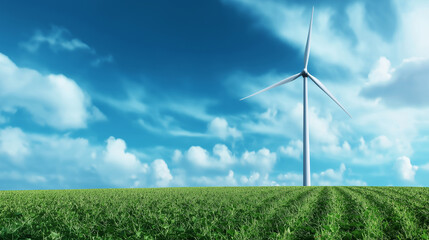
(301, 69), (309, 77)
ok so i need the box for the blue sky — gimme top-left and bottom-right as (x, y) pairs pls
(0, 0), (428, 190)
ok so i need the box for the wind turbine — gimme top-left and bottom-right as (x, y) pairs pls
(240, 7), (351, 186)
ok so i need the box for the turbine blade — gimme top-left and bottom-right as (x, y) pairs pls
(307, 73), (352, 118)
(303, 6), (314, 70)
(240, 73), (302, 101)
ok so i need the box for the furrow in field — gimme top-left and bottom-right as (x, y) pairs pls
(337, 187), (385, 239)
(350, 187), (421, 239)
(291, 187), (334, 239)
(248, 187), (323, 239)
(251, 188), (298, 218)
(245, 187), (315, 239)
(393, 187), (429, 196)
(369, 187), (427, 207)
(383, 187), (428, 209)
(363, 187), (428, 237)
(389, 187), (429, 228)
(313, 187), (346, 240)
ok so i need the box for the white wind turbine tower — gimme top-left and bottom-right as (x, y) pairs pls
(241, 7), (351, 186)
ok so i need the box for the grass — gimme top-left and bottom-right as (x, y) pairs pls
(0, 186), (428, 239)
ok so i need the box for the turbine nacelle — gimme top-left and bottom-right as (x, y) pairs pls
(301, 70), (309, 78)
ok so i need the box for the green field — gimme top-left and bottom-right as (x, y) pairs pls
(0, 187), (427, 239)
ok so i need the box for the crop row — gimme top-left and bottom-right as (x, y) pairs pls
(0, 187), (427, 239)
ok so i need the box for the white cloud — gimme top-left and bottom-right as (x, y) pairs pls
(370, 135), (392, 150)
(193, 170), (237, 186)
(349, 87), (421, 148)
(100, 136), (149, 187)
(279, 140), (302, 159)
(366, 57), (393, 86)
(260, 107), (278, 120)
(151, 159), (173, 187)
(21, 26), (91, 52)
(0, 127), (29, 161)
(186, 144), (236, 169)
(311, 163), (367, 186)
(168, 129), (207, 137)
(257, 174), (279, 186)
(104, 137), (148, 172)
(185, 144), (279, 173)
(172, 149), (183, 163)
(277, 172), (302, 186)
(312, 163), (346, 186)
(213, 144), (235, 166)
(354, 135), (413, 166)
(0, 53), (101, 129)
(240, 172), (260, 185)
(27, 134), (95, 174)
(277, 172), (301, 181)
(362, 57), (429, 107)
(358, 137), (368, 152)
(321, 141), (351, 156)
(208, 117), (242, 139)
(241, 148), (276, 172)
(345, 179), (367, 186)
(186, 146), (211, 168)
(239, 172), (280, 187)
(395, 156), (418, 181)
(226, 170), (237, 186)
(0, 127), (99, 187)
(0, 127), (175, 188)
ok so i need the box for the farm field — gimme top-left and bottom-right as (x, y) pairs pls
(0, 186), (428, 239)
